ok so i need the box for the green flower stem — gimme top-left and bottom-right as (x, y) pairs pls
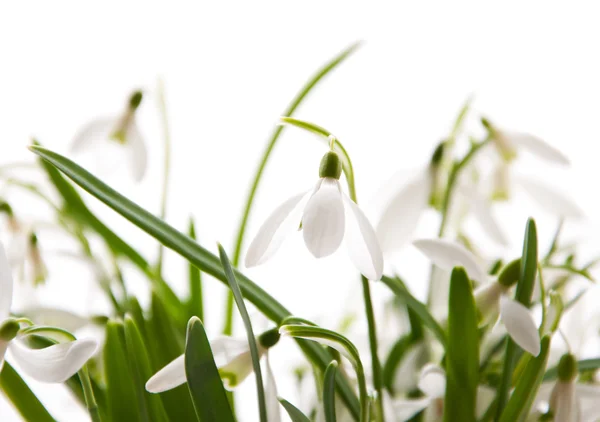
(281, 116), (384, 421)
(79, 366), (101, 422)
(282, 325), (369, 422)
(224, 42), (361, 336)
(426, 136), (491, 307)
(156, 79), (172, 276)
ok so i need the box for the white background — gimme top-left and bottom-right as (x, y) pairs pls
(1, 2), (600, 421)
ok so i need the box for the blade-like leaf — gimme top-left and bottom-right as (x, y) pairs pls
(185, 317), (235, 422)
(278, 398), (311, 422)
(218, 244), (267, 422)
(104, 320), (142, 422)
(188, 218), (203, 321)
(499, 336), (551, 422)
(324, 361), (339, 422)
(495, 219), (538, 420)
(444, 267), (479, 422)
(29, 146), (360, 420)
(123, 315), (169, 422)
(380, 275), (447, 347)
(0, 362), (56, 422)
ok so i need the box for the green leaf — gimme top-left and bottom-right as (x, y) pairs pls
(147, 292), (197, 421)
(324, 361), (339, 422)
(278, 398), (311, 422)
(29, 145), (361, 420)
(35, 145), (185, 323)
(544, 357), (600, 381)
(188, 218), (203, 321)
(380, 275), (447, 347)
(123, 315), (170, 422)
(217, 244), (267, 422)
(185, 317), (235, 422)
(495, 219), (538, 420)
(382, 335), (415, 394)
(499, 336), (551, 422)
(104, 320), (142, 422)
(0, 362), (56, 422)
(444, 267), (479, 422)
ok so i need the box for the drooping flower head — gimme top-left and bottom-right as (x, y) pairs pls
(245, 147), (383, 280)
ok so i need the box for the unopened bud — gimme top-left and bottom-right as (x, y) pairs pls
(319, 151), (342, 180)
(129, 91), (143, 110)
(258, 328), (280, 349)
(0, 319), (20, 341)
(557, 353), (578, 382)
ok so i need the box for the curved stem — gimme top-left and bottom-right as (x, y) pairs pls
(224, 42), (361, 336)
(156, 78), (172, 276)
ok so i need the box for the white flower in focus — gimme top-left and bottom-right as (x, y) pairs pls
(71, 91), (147, 182)
(146, 330), (281, 422)
(0, 241), (97, 383)
(245, 150), (383, 280)
(414, 238), (541, 356)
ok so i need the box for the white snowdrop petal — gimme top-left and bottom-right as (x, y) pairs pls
(71, 117), (115, 152)
(417, 363), (446, 399)
(504, 131), (570, 166)
(264, 353), (281, 422)
(550, 381), (578, 422)
(209, 336), (252, 366)
(516, 176), (584, 219)
(245, 192), (308, 267)
(476, 385), (497, 419)
(376, 171), (431, 254)
(458, 186), (509, 246)
(413, 238), (487, 283)
(9, 338), (98, 383)
(302, 179), (345, 258)
(127, 121), (147, 182)
(0, 241), (13, 320)
(22, 307), (88, 333)
(390, 397), (432, 422)
(343, 194), (384, 280)
(219, 350), (258, 390)
(146, 354), (186, 393)
(499, 296), (540, 356)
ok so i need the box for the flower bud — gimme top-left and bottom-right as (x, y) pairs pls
(319, 151), (342, 180)
(482, 117), (517, 162)
(258, 328), (280, 349)
(0, 319), (20, 341)
(557, 353), (578, 382)
(129, 91), (143, 110)
(497, 259), (520, 287)
(429, 142), (445, 168)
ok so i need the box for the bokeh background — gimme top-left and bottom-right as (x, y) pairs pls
(1, 2), (600, 420)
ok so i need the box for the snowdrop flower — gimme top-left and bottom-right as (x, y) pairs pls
(245, 149), (383, 280)
(482, 118), (583, 219)
(0, 241), (97, 382)
(533, 353), (600, 422)
(390, 363), (495, 421)
(71, 91), (147, 182)
(146, 328), (281, 421)
(414, 238), (541, 356)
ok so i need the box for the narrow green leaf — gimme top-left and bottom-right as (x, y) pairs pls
(382, 335), (414, 394)
(380, 275), (447, 347)
(218, 244), (267, 422)
(499, 336), (551, 422)
(29, 146), (361, 420)
(185, 317), (235, 422)
(324, 361), (339, 422)
(188, 218), (203, 321)
(123, 315), (170, 422)
(104, 320), (142, 422)
(278, 398), (311, 422)
(147, 292), (197, 421)
(544, 357), (600, 381)
(444, 267), (479, 422)
(495, 219), (538, 420)
(0, 362), (56, 422)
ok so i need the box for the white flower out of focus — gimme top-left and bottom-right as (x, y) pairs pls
(0, 240), (97, 383)
(71, 91), (147, 182)
(245, 149), (384, 281)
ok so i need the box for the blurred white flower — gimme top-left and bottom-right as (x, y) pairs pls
(414, 238), (541, 356)
(0, 240), (97, 383)
(146, 332), (280, 421)
(245, 151), (383, 280)
(71, 90), (147, 182)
